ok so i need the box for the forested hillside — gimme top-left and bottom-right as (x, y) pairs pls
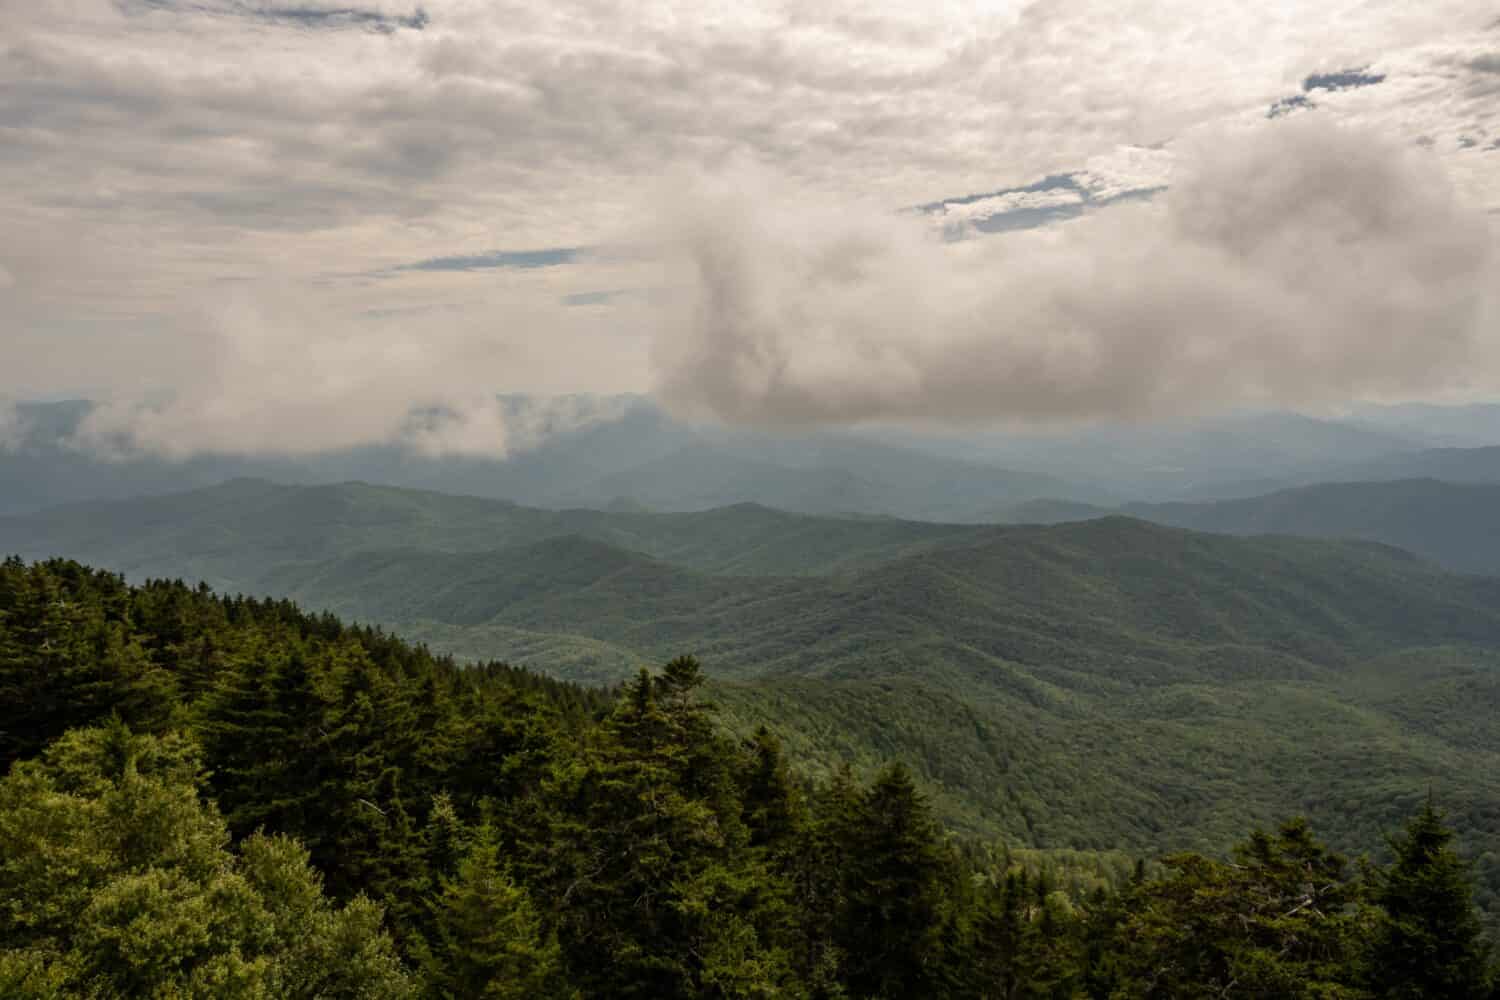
(2, 559), (1495, 997)
(0, 478), (984, 588)
(1001, 479), (1500, 575)
(9, 481), (1500, 927)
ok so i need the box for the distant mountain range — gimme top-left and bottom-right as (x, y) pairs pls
(0, 398), (1092, 519)
(997, 478), (1500, 575)
(6, 396), (1500, 517)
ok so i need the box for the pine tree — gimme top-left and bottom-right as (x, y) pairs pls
(838, 763), (957, 1000)
(739, 725), (803, 854)
(0, 560), (174, 767)
(0, 722), (414, 998)
(538, 660), (796, 999)
(419, 833), (569, 999)
(972, 871), (1030, 999)
(1098, 818), (1369, 998)
(1368, 800), (1492, 999)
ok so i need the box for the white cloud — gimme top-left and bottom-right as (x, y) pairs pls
(650, 119), (1499, 426)
(61, 286), (653, 458)
(3, 0), (1500, 449)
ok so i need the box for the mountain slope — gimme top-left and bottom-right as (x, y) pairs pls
(1339, 446), (1500, 485)
(222, 515), (1500, 692)
(575, 437), (1096, 519)
(249, 520), (1500, 906)
(0, 478), (984, 590)
(999, 479), (1500, 575)
(10, 480), (1500, 920)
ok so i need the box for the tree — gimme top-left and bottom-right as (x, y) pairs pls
(837, 763), (958, 1000)
(972, 869), (1088, 1000)
(0, 721), (414, 998)
(537, 660), (797, 999)
(738, 726), (804, 854)
(419, 832), (569, 999)
(1367, 800), (1491, 998)
(1099, 818), (1370, 998)
(0, 560), (174, 768)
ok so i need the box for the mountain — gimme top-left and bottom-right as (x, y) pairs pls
(0, 398), (1098, 519)
(9, 479), (1500, 918)
(9, 559), (1490, 995)
(20, 396), (1500, 517)
(998, 479), (1500, 576)
(0, 478), (984, 591)
(1162, 442), (1500, 502)
(297, 516), (1500, 683)
(1339, 446), (1500, 485)
(1344, 402), (1500, 447)
(900, 412), (1430, 501)
(568, 437), (1091, 520)
(10, 480), (1500, 683)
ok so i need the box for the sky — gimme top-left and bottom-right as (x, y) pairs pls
(2, 0), (1499, 455)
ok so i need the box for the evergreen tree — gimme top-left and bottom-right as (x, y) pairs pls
(0, 721), (414, 998)
(739, 726), (804, 854)
(419, 833), (569, 999)
(1367, 800), (1492, 999)
(791, 763), (863, 999)
(0, 560), (174, 767)
(837, 763), (957, 1000)
(972, 871), (1031, 1000)
(1099, 818), (1370, 998)
(538, 660), (796, 999)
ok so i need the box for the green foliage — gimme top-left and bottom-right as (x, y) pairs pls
(1115, 477), (1500, 576)
(15, 484), (1500, 944)
(535, 658), (799, 998)
(5, 558), (1500, 997)
(418, 833), (569, 999)
(0, 720), (413, 999)
(835, 763), (958, 999)
(1368, 800), (1492, 998)
(1099, 819), (1372, 998)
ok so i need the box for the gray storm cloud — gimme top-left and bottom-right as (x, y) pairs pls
(651, 119), (1499, 427)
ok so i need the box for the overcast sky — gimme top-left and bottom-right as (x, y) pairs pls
(3, 0), (1499, 454)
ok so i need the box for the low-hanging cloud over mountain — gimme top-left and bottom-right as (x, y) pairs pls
(4, 0), (1500, 456)
(651, 118), (1498, 426)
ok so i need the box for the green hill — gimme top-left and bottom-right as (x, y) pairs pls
(9, 480), (1500, 920)
(998, 479), (1500, 575)
(0, 478), (982, 589)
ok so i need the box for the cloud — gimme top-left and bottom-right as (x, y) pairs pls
(61, 287), (652, 459)
(650, 119), (1498, 428)
(395, 393), (631, 458)
(3, 0), (1500, 452)
(0, 265), (14, 290)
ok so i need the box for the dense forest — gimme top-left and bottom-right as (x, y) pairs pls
(11, 479), (1500, 926)
(2, 557), (1496, 997)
